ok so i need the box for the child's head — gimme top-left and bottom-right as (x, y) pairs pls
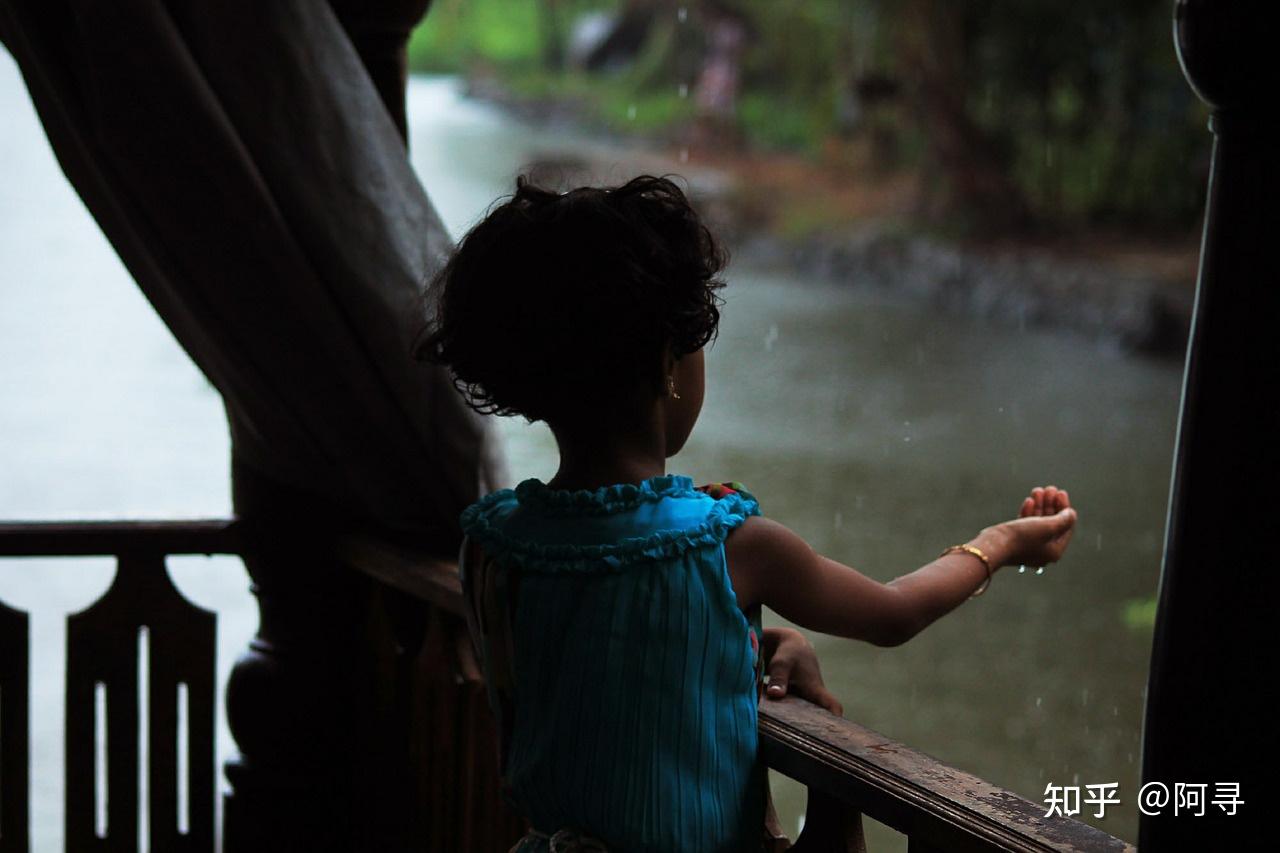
(418, 174), (726, 451)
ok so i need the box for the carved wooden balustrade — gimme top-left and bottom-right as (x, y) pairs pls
(0, 521), (227, 853)
(0, 519), (1132, 852)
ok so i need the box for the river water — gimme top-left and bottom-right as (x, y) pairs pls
(0, 63), (1182, 847)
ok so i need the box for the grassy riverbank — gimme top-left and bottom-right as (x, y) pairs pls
(408, 1), (1209, 226)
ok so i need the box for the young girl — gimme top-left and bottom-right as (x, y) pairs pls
(419, 175), (1076, 852)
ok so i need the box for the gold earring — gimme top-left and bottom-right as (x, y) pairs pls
(667, 375), (681, 400)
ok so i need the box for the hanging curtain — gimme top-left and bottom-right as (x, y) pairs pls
(0, 0), (506, 545)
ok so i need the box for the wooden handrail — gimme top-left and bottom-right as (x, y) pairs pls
(759, 698), (1133, 853)
(336, 535), (464, 617)
(0, 518), (241, 556)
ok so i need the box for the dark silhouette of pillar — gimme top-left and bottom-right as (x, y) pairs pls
(223, 461), (374, 853)
(1141, 1), (1278, 847)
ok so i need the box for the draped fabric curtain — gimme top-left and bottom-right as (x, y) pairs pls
(0, 0), (506, 544)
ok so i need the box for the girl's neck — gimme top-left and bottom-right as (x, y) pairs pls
(547, 419), (668, 492)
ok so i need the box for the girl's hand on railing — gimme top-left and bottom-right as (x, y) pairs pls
(982, 485), (1077, 568)
(761, 627), (843, 716)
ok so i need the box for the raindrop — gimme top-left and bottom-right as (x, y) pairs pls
(679, 147), (689, 163)
(1095, 533), (1103, 551)
(1035, 696), (1042, 708)
(1072, 772), (1079, 785)
(764, 323), (779, 351)
(678, 83), (689, 98)
(678, 7), (688, 24)
(903, 436), (911, 443)
(833, 511), (843, 530)
(1081, 688), (1089, 706)
(915, 345), (925, 365)
(627, 103), (637, 121)
(855, 495), (864, 509)
(1112, 706), (1119, 716)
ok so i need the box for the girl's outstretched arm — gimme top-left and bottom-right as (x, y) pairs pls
(727, 486), (1076, 647)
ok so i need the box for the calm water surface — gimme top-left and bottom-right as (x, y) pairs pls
(0, 63), (1180, 847)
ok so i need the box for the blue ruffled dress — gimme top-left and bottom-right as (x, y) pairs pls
(459, 474), (765, 852)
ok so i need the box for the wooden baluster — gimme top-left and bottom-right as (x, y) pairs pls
(416, 608), (459, 851)
(65, 552), (215, 852)
(144, 554), (217, 853)
(396, 603), (525, 852)
(787, 790), (866, 853)
(449, 614), (525, 852)
(351, 582), (429, 850)
(1, 598), (30, 853)
(905, 839), (946, 853)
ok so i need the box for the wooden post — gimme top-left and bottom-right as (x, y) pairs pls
(1141, 1), (1277, 847)
(222, 461), (373, 852)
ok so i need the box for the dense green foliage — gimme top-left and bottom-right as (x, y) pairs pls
(408, 1), (1208, 230)
(408, 0), (544, 72)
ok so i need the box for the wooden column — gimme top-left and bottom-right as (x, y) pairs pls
(1141, 1), (1277, 847)
(222, 460), (374, 853)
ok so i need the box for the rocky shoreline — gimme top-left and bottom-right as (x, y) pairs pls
(733, 228), (1194, 357)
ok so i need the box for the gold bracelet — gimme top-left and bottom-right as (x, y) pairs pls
(941, 544), (993, 597)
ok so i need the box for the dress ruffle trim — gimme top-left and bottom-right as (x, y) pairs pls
(512, 474), (699, 516)
(460, 479), (760, 574)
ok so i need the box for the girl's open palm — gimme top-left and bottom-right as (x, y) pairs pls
(1002, 485), (1076, 566)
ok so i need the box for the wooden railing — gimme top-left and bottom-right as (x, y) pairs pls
(0, 521), (1133, 852)
(0, 520), (232, 853)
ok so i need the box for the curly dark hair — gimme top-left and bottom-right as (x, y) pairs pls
(416, 174), (727, 424)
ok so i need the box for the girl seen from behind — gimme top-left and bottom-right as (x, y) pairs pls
(418, 175), (1077, 852)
